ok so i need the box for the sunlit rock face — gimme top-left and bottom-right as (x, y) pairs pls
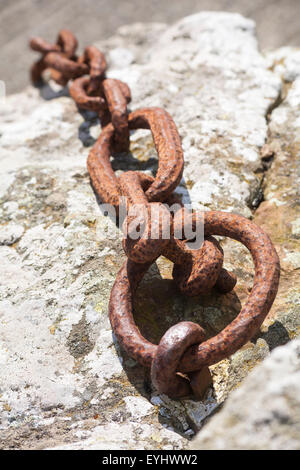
(0, 12), (298, 450)
(191, 339), (300, 450)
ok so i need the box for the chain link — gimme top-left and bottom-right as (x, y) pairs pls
(30, 30), (280, 399)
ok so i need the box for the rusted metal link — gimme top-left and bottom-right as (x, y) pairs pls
(117, 170), (175, 263)
(168, 208), (237, 295)
(97, 124), (236, 295)
(69, 76), (131, 130)
(43, 53), (88, 79)
(152, 322), (207, 397)
(118, 172), (170, 262)
(177, 211), (280, 372)
(69, 76), (106, 112)
(102, 78), (130, 152)
(122, 203), (171, 265)
(49, 29), (79, 85)
(151, 322), (212, 398)
(129, 108), (184, 202)
(56, 29), (78, 58)
(87, 123), (121, 207)
(87, 105), (185, 263)
(118, 171), (236, 294)
(165, 236), (237, 296)
(87, 107), (183, 209)
(79, 46), (107, 94)
(118, 171), (153, 206)
(109, 210), (280, 398)
(30, 29), (79, 84)
(30, 32), (131, 149)
(122, 203), (237, 294)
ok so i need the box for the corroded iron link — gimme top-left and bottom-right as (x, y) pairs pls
(109, 211), (280, 398)
(128, 108), (184, 202)
(43, 53), (89, 79)
(30, 31), (131, 151)
(69, 77), (131, 144)
(29, 30), (280, 400)
(165, 236), (237, 296)
(79, 46), (107, 94)
(69, 76), (106, 112)
(87, 123), (121, 207)
(30, 29), (79, 84)
(102, 78), (130, 152)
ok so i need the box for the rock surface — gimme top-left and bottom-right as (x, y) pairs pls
(191, 338), (300, 450)
(191, 43), (300, 450)
(0, 12), (299, 449)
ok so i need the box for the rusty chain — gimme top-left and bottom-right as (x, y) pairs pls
(29, 30), (280, 400)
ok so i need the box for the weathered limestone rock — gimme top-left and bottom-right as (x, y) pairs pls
(253, 50), (300, 355)
(0, 12), (299, 449)
(191, 45), (300, 450)
(191, 338), (300, 450)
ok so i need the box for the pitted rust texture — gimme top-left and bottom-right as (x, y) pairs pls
(129, 108), (184, 202)
(109, 258), (155, 368)
(151, 322), (212, 399)
(118, 171), (152, 206)
(30, 30), (280, 399)
(177, 210), (280, 373)
(102, 78), (131, 152)
(122, 202), (171, 264)
(86, 107), (184, 213)
(118, 181), (236, 293)
(119, 171), (170, 264)
(109, 211), (280, 398)
(118, 172), (172, 263)
(86, 105), (184, 263)
(168, 236), (237, 296)
(122, 212), (237, 292)
(87, 123), (121, 207)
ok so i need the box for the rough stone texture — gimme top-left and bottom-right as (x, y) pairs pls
(253, 48), (300, 354)
(0, 12), (299, 450)
(191, 44), (300, 450)
(191, 339), (300, 450)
